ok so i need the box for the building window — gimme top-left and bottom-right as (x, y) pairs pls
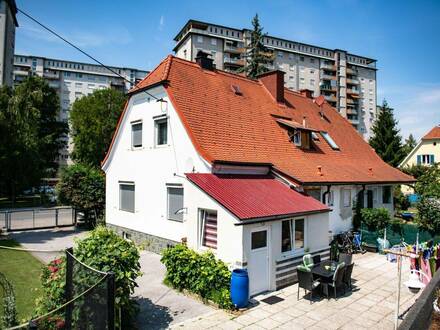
(197, 35), (203, 43)
(211, 38), (217, 46)
(310, 79), (315, 86)
(289, 76), (294, 81)
(418, 154), (435, 165)
(154, 117), (168, 146)
(277, 51), (283, 58)
(251, 230), (267, 250)
(131, 121), (142, 148)
(167, 186), (184, 222)
(382, 186), (391, 204)
(343, 189), (351, 207)
(300, 56), (305, 62)
(289, 64), (295, 71)
(292, 129), (301, 146)
(281, 219), (305, 253)
(119, 182), (135, 213)
(199, 209), (217, 249)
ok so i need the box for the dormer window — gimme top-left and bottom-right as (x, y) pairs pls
(290, 129), (311, 150)
(293, 130), (301, 146)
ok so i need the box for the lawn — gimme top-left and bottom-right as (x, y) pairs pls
(0, 239), (43, 321)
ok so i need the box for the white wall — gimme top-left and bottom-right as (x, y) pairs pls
(104, 86), (210, 242)
(184, 180), (244, 267)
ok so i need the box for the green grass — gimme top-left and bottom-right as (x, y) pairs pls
(0, 240), (43, 321)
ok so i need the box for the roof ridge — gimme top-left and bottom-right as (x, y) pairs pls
(133, 55), (172, 90)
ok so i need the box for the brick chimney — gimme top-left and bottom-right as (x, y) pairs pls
(257, 70), (285, 103)
(300, 89), (314, 98)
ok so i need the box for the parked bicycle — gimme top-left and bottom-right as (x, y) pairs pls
(336, 231), (366, 254)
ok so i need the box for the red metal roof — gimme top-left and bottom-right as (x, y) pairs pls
(186, 173), (330, 221)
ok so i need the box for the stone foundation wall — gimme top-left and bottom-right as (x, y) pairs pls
(106, 223), (178, 254)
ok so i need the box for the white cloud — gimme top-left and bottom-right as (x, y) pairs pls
(158, 15), (165, 31)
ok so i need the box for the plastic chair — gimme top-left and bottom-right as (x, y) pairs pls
(303, 254), (314, 268)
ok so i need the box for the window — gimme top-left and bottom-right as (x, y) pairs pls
(321, 132), (339, 150)
(418, 154), (435, 165)
(197, 35), (203, 43)
(289, 64), (295, 71)
(119, 183), (135, 212)
(131, 122), (142, 148)
(211, 38), (217, 46)
(154, 117), (168, 146)
(382, 186), (391, 204)
(75, 82), (82, 88)
(200, 209), (217, 249)
(343, 189), (351, 207)
(310, 79), (315, 86)
(300, 56), (305, 62)
(310, 58), (315, 64)
(277, 51), (283, 58)
(281, 219), (305, 253)
(167, 186), (184, 221)
(288, 54), (294, 60)
(251, 230), (267, 250)
(292, 129), (301, 146)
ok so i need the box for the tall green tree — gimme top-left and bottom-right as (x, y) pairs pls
(0, 77), (67, 200)
(402, 133), (417, 158)
(70, 88), (126, 167)
(369, 100), (404, 167)
(240, 14), (273, 78)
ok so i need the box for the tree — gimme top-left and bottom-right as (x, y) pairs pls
(70, 88), (126, 167)
(369, 100), (404, 167)
(415, 164), (440, 233)
(402, 133), (417, 158)
(415, 164), (440, 198)
(240, 14), (273, 78)
(0, 77), (67, 200)
(56, 163), (105, 226)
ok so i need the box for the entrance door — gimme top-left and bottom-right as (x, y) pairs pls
(248, 227), (270, 295)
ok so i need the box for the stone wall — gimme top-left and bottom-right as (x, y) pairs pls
(106, 223), (178, 254)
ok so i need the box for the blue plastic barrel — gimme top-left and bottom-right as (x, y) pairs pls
(230, 269), (249, 308)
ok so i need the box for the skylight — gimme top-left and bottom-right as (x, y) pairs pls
(321, 132), (339, 150)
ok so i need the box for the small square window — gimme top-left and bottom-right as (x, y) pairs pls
(251, 230), (267, 250)
(155, 118), (168, 146)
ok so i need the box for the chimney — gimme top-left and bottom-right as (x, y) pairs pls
(300, 89), (314, 99)
(257, 70), (285, 103)
(195, 50), (214, 70)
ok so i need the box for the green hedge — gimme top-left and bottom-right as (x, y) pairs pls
(161, 244), (233, 309)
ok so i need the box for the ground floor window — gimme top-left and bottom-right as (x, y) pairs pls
(119, 182), (135, 213)
(167, 186), (184, 221)
(251, 230), (267, 250)
(382, 186), (392, 204)
(342, 189), (351, 207)
(199, 209), (217, 249)
(281, 218), (305, 253)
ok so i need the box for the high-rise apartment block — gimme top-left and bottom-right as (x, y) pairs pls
(13, 54), (148, 164)
(174, 20), (377, 138)
(0, 0), (18, 86)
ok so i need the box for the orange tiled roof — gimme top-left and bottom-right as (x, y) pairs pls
(122, 56), (414, 185)
(422, 126), (440, 140)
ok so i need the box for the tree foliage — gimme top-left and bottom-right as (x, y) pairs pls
(240, 14), (273, 78)
(361, 207), (391, 234)
(0, 77), (67, 200)
(415, 164), (440, 233)
(415, 164), (440, 198)
(70, 88), (126, 167)
(56, 163), (105, 226)
(402, 133), (417, 158)
(401, 163), (430, 181)
(369, 100), (404, 167)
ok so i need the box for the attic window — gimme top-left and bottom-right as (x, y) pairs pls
(311, 132), (319, 141)
(321, 132), (339, 150)
(231, 84), (242, 95)
(290, 129), (311, 150)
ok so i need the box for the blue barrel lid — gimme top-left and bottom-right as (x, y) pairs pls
(232, 269), (248, 276)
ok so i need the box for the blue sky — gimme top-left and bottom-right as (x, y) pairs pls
(16, 0), (440, 140)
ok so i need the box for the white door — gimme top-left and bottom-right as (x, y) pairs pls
(248, 227), (270, 295)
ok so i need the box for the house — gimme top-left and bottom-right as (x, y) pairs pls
(399, 125), (440, 195)
(102, 53), (414, 294)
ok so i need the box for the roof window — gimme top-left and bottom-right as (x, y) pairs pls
(321, 132), (339, 150)
(231, 84), (242, 95)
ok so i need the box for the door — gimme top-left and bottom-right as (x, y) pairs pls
(367, 190), (373, 208)
(248, 227), (270, 295)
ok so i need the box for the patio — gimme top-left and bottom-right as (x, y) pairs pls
(171, 252), (422, 329)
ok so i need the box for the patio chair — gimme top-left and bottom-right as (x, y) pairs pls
(322, 262), (346, 299)
(343, 263), (354, 290)
(339, 253), (352, 265)
(313, 255), (321, 264)
(303, 254), (314, 268)
(297, 266), (321, 304)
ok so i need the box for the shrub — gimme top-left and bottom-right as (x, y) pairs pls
(56, 163), (105, 227)
(73, 226), (142, 326)
(161, 244), (233, 309)
(394, 187), (410, 211)
(361, 208), (391, 234)
(0, 272), (18, 328)
(417, 198), (440, 234)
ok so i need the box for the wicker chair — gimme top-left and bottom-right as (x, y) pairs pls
(297, 266), (321, 304)
(322, 262), (346, 299)
(343, 263), (354, 290)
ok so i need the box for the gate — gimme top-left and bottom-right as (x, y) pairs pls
(0, 206), (76, 231)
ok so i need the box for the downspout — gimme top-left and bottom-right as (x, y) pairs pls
(322, 185), (331, 204)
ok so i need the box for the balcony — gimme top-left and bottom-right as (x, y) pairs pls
(320, 63), (336, 71)
(346, 67), (358, 75)
(346, 78), (359, 85)
(224, 44), (245, 54)
(346, 107), (358, 115)
(224, 57), (245, 66)
(321, 73), (336, 80)
(347, 88), (360, 95)
(43, 71), (60, 79)
(324, 95), (337, 102)
(320, 84), (337, 92)
(14, 69), (31, 76)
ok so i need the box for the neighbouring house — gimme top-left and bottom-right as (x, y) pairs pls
(400, 125), (440, 195)
(102, 53), (414, 295)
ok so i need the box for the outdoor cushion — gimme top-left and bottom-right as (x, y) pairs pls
(297, 265), (311, 272)
(303, 254), (314, 268)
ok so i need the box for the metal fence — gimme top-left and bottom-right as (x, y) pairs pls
(0, 206), (76, 231)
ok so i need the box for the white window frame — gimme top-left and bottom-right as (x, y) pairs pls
(167, 185), (184, 222)
(342, 189), (351, 208)
(292, 129), (301, 146)
(154, 116), (168, 147)
(281, 218), (306, 256)
(119, 182), (135, 213)
(131, 120), (143, 149)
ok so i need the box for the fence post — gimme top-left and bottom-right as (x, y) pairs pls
(107, 272), (115, 330)
(32, 210), (35, 229)
(55, 208), (59, 227)
(65, 247), (74, 329)
(5, 211), (9, 232)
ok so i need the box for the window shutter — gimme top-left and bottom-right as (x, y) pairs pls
(168, 187), (183, 221)
(417, 155), (421, 165)
(132, 123), (142, 147)
(120, 184), (135, 212)
(430, 154), (435, 164)
(203, 211), (217, 249)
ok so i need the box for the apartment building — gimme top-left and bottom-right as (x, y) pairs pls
(174, 20), (377, 138)
(0, 0), (18, 86)
(13, 54), (148, 164)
